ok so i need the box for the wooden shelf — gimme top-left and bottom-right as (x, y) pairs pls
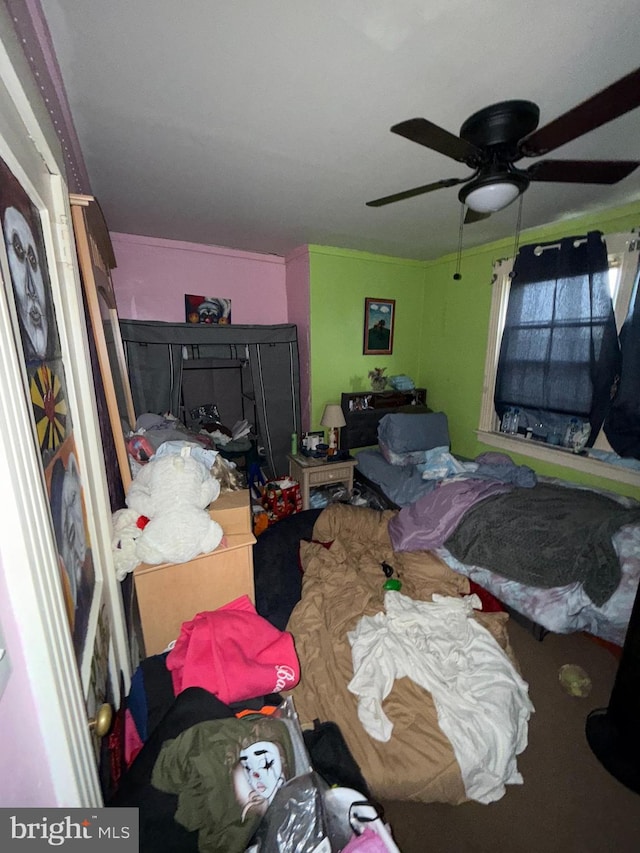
(340, 389), (429, 450)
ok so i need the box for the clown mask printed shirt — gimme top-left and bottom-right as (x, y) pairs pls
(151, 715), (294, 853)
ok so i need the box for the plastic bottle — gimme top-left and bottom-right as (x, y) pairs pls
(290, 432), (298, 455)
(501, 407), (513, 434)
(510, 407), (521, 435)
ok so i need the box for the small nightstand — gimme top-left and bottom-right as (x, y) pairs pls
(288, 453), (357, 510)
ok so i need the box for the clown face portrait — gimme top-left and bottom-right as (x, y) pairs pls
(4, 205), (50, 361)
(185, 294), (232, 324)
(239, 739), (285, 803)
(234, 737), (287, 822)
(197, 298), (231, 324)
(50, 451), (87, 607)
(60, 452), (87, 595)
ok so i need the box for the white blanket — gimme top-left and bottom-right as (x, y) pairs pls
(347, 590), (534, 804)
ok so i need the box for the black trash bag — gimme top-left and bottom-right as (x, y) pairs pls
(303, 719), (373, 802)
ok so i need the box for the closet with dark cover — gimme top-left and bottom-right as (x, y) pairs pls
(119, 320), (301, 478)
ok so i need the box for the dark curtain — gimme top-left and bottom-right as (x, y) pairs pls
(604, 262), (640, 459)
(494, 231), (620, 445)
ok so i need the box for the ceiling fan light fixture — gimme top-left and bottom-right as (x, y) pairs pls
(459, 171), (530, 213)
(462, 181), (520, 213)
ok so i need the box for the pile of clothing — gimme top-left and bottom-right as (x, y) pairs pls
(110, 595), (393, 852)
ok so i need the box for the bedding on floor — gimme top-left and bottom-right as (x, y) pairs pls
(285, 503), (534, 805)
(442, 483), (640, 606)
(435, 521), (640, 647)
(353, 413), (640, 646)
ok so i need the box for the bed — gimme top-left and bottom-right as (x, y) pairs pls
(353, 411), (640, 648)
(278, 503), (533, 806)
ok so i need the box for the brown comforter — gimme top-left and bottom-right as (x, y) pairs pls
(285, 503), (516, 804)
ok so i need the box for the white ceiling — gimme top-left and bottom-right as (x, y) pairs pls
(41, 0), (640, 261)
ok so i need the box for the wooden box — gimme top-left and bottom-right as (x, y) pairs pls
(209, 488), (252, 535)
(133, 489), (256, 656)
(134, 531), (256, 656)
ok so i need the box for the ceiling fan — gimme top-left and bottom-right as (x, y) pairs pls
(366, 66), (640, 222)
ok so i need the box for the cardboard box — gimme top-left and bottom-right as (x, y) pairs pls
(134, 531), (256, 655)
(208, 488), (252, 535)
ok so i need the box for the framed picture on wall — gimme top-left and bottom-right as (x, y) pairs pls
(185, 294), (232, 324)
(363, 297), (395, 355)
(0, 155), (96, 666)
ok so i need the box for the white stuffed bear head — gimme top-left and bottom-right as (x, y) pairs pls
(124, 453), (224, 566)
(126, 453), (220, 518)
(111, 507), (145, 579)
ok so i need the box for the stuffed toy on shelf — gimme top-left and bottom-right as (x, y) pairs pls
(111, 452), (224, 576)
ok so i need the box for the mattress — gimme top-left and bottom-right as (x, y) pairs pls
(355, 448), (436, 507)
(355, 449), (640, 645)
(436, 517), (640, 647)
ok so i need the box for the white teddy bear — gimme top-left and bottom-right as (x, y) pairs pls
(111, 507), (145, 580)
(118, 452), (224, 568)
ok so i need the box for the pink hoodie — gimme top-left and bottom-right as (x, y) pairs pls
(166, 596), (300, 704)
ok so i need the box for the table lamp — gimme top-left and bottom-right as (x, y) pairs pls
(320, 404), (346, 456)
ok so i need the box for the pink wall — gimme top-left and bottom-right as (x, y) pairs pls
(110, 233), (288, 323)
(0, 555), (56, 805)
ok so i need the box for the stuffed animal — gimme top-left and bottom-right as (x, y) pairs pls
(124, 453), (224, 566)
(111, 507), (146, 579)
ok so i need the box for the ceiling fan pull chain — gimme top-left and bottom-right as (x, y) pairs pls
(453, 203), (465, 280)
(511, 194), (524, 266)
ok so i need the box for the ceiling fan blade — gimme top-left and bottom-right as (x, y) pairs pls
(526, 159), (640, 184)
(519, 67), (640, 157)
(464, 208), (491, 224)
(391, 118), (483, 164)
(366, 177), (467, 207)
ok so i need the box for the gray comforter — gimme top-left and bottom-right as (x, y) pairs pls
(444, 483), (640, 606)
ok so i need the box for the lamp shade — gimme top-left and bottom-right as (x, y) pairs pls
(320, 404), (346, 429)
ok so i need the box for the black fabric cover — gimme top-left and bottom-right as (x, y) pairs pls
(253, 509), (323, 630)
(119, 320), (301, 477)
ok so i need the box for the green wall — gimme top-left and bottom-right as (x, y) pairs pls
(309, 201), (640, 499)
(308, 245), (427, 420)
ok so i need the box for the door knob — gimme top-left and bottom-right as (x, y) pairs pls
(88, 703), (113, 738)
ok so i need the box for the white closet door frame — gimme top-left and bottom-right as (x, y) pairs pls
(0, 25), (129, 804)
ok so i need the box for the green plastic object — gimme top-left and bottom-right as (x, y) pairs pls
(383, 578), (402, 591)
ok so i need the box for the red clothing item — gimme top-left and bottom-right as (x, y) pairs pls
(166, 596), (300, 703)
(468, 580), (505, 613)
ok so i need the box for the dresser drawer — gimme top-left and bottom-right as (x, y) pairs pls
(309, 464), (352, 485)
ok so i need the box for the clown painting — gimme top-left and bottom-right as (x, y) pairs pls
(185, 293), (232, 324)
(0, 155), (95, 661)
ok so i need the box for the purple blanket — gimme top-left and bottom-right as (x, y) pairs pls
(388, 478), (512, 552)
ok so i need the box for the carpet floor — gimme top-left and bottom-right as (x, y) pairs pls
(379, 620), (640, 853)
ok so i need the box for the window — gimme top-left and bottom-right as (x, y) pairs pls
(478, 230), (640, 485)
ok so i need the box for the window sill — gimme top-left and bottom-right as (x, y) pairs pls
(476, 430), (640, 489)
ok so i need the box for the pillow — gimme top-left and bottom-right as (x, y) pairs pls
(378, 444), (431, 466)
(378, 412), (450, 465)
